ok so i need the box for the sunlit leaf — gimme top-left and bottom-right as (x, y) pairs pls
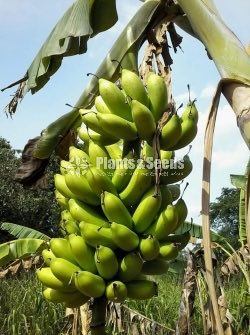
(0, 222), (50, 241)
(0, 239), (46, 268)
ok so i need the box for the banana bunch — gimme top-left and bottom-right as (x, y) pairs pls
(37, 69), (198, 307)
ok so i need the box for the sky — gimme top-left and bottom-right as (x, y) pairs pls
(0, 0), (249, 224)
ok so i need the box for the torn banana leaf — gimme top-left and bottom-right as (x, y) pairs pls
(3, 0), (118, 114)
(33, 0), (160, 159)
(0, 239), (46, 268)
(0, 223), (50, 241)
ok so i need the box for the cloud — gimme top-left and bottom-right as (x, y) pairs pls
(200, 84), (216, 98)
(212, 143), (249, 170)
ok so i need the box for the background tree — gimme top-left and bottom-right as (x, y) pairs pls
(0, 137), (60, 240)
(210, 187), (240, 249)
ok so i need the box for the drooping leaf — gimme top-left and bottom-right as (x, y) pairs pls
(176, 0), (250, 84)
(175, 221), (227, 246)
(32, 0), (161, 159)
(0, 239), (46, 268)
(0, 223), (50, 241)
(230, 174), (246, 190)
(176, 0), (250, 148)
(3, 0), (118, 114)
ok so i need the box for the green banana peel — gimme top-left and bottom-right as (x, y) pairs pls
(33, 0), (160, 159)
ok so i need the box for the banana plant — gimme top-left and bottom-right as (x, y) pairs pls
(2, 1), (250, 334)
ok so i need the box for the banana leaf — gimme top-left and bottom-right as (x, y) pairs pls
(230, 174), (246, 190)
(32, 0), (160, 159)
(0, 239), (46, 268)
(3, 0), (118, 114)
(175, 221), (228, 247)
(0, 222), (50, 241)
(176, 0), (250, 147)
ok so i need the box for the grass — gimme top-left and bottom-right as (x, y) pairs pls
(0, 272), (66, 335)
(0, 271), (249, 335)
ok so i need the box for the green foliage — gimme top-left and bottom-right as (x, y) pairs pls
(0, 223), (50, 241)
(0, 239), (46, 267)
(1, 271), (249, 335)
(0, 137), (60, 239)
(0, 272), (66, 335)
(210, 187), (240, 249)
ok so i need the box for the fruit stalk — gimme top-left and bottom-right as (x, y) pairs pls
(88, 296), (109, 335)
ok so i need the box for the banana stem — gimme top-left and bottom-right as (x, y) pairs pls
(89, 296), (108, 335)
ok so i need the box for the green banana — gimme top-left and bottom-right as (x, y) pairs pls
(101, 191), (133, 229)
(94, 245), (118, 279)
(78, 127), (118, 146)
(174, 198), (188, 227)
(75, 271), (106, 298)
(96, 113), (138, 141)
(80, 109), (119, 140)
(146, 72), (168, 122)
(42, 249), (56, 266)
(139, 235), (160, 261)
(36, 268), (75, 292)
(119, 161), (152, 206)
(111, 152), (135, 192)
(88, 140), (113, 176)
(68, 146), (90, 164)
(161, 155), (193, 184)
(142, 142), (155, 160)
(146, 205), (179, 241)
(68, 199), (108, 227)
(142, 143), (173, 163)
(85, 167), (117, 197)
(61, 209), (74, 222)
(127, 280), (158, 300)
(105, 281), (127, 303)
(159, 185), (173, 212)
(159, 242), (179, 260)
(161, 150), (174, 160)
(181, 100), (199, 123)
(62, 220), (80, 235)
(132, 186), (162, 233)
(168, 184), (181, 201)
(98, 78), (132, 121)
(160, 114), (182, 150)
(68, 235), (97, 273)
(65, 293), (90, 308)
(141, 259), (169, 275)
(44, 288), (89, 307)
(60, 160), (74, 175)
(50, 258), (80, 284)
(111, 222), (139, 251)
(54, 174), (76, 199)
(80, 223), (116, 249)
(50, 238), (77, 264)
(94, 95), (111, 114)
(55, 190), (69, 209)
(118, 252), (143, 282)
(64, 173), (100, 206)
(171, 118), (198, 150)
(121, 69), (148, 106)
(105, 142), (122, 160)
(131, 100), (156, 143)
